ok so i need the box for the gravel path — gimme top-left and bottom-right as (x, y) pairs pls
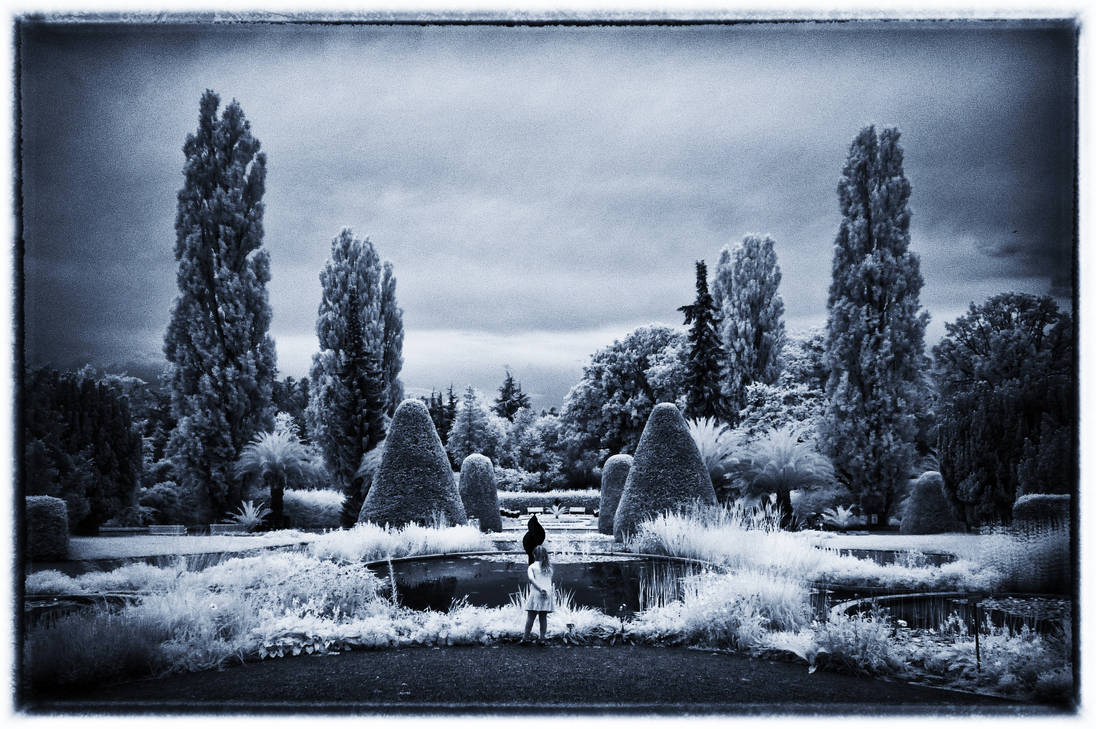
(25, 645), (1057, 716)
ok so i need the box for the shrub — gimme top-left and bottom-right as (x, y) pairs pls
(900, 471), (965, 534)
(791, 483), (854, 526)
(227, 500), (271, 531)
(493, 467), (543, 492)
(359, 399), (467, 527)
(138, 481), (196, 526)
(459, 454), (503, 532)
(25, 495), (68, 561)
(1012, 493), (1070, 528)
(598, 454), (632, 535)
(613, 403), (717, 541)
(495, 490), (600, 512)
(307, 522), (491, 563)
(283, 489), (344, 529)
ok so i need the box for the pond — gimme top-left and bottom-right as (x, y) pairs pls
(368, 552), (710, 617)
(833, 592), (1071, 637)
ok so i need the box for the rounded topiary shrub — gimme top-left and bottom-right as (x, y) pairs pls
(26, 495), (69, 561)
(459, 454), (503, 532)
(359, 399), (468, 527)
(613, 403), (717, 542)
(900, 471), (964, 534)
(599, 454), (633, 535)
(1013, 493), (1071, 528)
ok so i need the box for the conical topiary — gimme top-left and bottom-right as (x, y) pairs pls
(358, 399), (467, 527)
(900, 471), (964, 534)
(613, 403), (717, 541)
(599, 454), (633, 535)
(459, 453), (502, 532)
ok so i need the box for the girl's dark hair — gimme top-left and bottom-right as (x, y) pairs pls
(532, 544), (552, 573)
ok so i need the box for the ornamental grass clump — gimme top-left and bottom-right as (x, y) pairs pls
(613, 403), (717, 541)
(458, 454), (503, 532)
(598, 454), (632, 535)
(359, 399), (467, 527)
(630, 569), (812, 650)
(307, 521), (491, 563)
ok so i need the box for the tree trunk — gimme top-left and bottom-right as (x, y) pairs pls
(270, 476), (285, 530)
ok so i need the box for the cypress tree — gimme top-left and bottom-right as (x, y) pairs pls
(678, 260), (730, 422)
(711, 234), (786, 417)
(821, 126), (930, 528)
(163, 90), (276, 524)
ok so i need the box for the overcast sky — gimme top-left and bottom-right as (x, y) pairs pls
(19, 20), (1075, 408)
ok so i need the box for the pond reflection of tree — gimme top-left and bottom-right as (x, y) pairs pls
(385, 557), (701, 616)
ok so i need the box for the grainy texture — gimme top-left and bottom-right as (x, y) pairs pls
(900, 472), (965, 534)
(359, 400), (467, 527)
(458, 454), (503, 532)
(613, 403), (717, 541)
(34, 645), (1026, 713)
(25, 496), (68, 561)
(599, 454), (633, 535)
(1012, 494), (1070, 527)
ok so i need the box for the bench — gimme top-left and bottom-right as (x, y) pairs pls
(147, 525), (187, 536)
(568, 507), (586, 514)
(209, 523), (249, 535)
(526, 506), (544, 514)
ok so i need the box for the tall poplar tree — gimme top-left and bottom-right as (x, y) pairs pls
(711, 234), (786, 417)
(380, 261), (405, 414)
(307, 229), (398, 524)
(678, 260), (731, 422)
(164, 90), (276, 524)
(821, 126), (929, 527)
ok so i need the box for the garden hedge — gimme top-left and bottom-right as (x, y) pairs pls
(495, 490), (600, 512)
(358, 399), (468, 527)
(26, 495), (69, 561)
(900, 471), (965, 534)
(459, 454), (503, 532)
(1012, 493), (1071, 528)
(284, 489), (344, 529)
(613, 403), (717, 541)
(599, 454), (632, 535)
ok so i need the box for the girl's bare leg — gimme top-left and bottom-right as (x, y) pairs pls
(523, 611), (536, 640)
(537, 611), (547, 640)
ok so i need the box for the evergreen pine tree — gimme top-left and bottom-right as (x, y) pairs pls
(445, 386), (505, 464)
(444, 384), (458, 440)
(163, 90), (276, 524)
(493, 367), (532, 421)
(711, 234), (786, 417)
(678, 260), (731, 422)
(307, 229), (393, 525)
(821, 126), (930, 528)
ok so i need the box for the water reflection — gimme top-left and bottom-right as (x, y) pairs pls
(376, 555), (704, 616)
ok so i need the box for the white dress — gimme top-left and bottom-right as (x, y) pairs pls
(524, 562), (555, 612)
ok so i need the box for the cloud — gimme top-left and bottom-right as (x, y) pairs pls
(20, 21), (1075, 407)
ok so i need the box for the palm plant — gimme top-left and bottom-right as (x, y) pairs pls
(227, 500), (272, 532)
(821, 505), (857, 532)
(687, 417), (737, 493)
(235, 430), (323, 529)
(728, 424), (835, 529)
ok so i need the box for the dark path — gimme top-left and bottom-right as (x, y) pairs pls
(25, 645), (1059, 716)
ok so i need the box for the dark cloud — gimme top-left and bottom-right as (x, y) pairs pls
(19, 21), (1076, 407)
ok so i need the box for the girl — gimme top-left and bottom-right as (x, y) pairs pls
(522, 544), (554, 644)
